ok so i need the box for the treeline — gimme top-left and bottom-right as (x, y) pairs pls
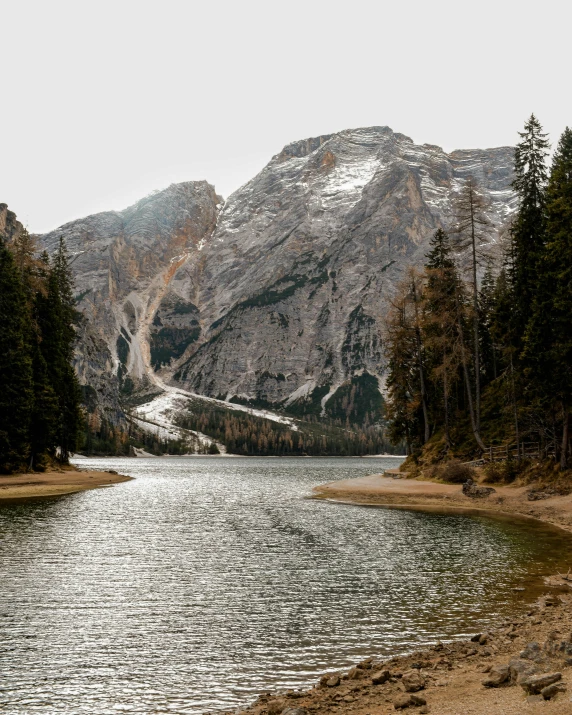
(385, 116), (572, 470)
(178, 402), (393, 456)
(81, 413), (197, 456)
(0, 232), (82, 473)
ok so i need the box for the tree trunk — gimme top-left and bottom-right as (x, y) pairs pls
(443, 352), (450, 451)
(509, 353), (520, 461)
(456, 293), (487, 452)
(411, 279), (430, 443)
(468, 188), (481, 432)
(561, 408), (570, 471)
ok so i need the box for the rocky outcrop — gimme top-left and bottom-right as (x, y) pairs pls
(0, 203), (24, 244)
(37, 126), (516, 423)
(172, 127), (515, 412)
(40, 181), (221, 420)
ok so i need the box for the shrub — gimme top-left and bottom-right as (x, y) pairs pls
(483, 458), (525, 484)
(439, 460), (476, 484)
(482, 462), (504, 484)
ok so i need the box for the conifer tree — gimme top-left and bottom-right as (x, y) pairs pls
(36, 239), (83, 462)
(423, 229), (462, 450)
(409, 270), (430, 444)
(510, 115), (549, 339)
(524, 128), (572, 468)
(546, 128), (572, 468)
(0, 241), (34, 472)
(385, 282), (422, 452)
(479, 265), (497, 382)
(489, 267), (521, 453)
(451, 177), (493, 430)
(28, 256), (59, 468)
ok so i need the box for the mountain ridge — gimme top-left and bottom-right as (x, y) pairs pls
(32, 125), (517, 436)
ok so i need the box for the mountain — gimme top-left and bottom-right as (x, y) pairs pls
(39, 126), (516, 435)
(41, 181), (221, 423)
(0, 203), (24, 244)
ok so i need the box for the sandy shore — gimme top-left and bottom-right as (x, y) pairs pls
(0, 468), (133, 500)
(229, 474), (572, 715)
(238, 589), (572, 715)
(312, 473), (572, 535)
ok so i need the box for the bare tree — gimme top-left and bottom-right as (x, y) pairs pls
(451, 177), (493, 432)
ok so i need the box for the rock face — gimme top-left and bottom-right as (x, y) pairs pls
(40, 182), (221, 421)
(172, 127), (515, 411)
(0, 203), (24, 244)
(36, 126), (516, 422)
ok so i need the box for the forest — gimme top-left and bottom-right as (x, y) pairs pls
(176, 399), (394, 456)
(385, 117), (572, 473)
(0, 232), (83, 472)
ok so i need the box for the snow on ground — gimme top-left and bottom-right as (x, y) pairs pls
(149, 376), (299, 430)
(132, 391), (227, 453)
(131, 416), (181, 442)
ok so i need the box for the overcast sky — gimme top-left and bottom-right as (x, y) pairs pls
(2, 0), (570, 233)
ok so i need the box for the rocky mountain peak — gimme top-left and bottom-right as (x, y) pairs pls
(37, 125), (517, 426)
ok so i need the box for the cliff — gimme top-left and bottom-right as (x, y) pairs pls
(37, 126), (516, 428)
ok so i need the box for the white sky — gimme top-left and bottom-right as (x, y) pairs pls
(2, 0), (570, 233)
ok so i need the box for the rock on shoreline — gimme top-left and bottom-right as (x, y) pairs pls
(229, 590), (572, 715)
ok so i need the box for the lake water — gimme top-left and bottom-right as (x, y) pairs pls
(1, 456), (572, 714)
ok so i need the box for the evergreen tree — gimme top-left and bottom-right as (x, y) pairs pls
(488, 267), (522, 453)
(0, 241), (34, 472)
(510, 115), (549, 339)
(524, 128), (572, 468)
(28, 256), (58, 468)
(422, 229), (463, 450)
(546, 128), (572, 468)
(479, 265), (497, 383)
(385, 282), (422, 453)
(36, 239), (83, 462)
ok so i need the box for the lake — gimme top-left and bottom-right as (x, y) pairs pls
(1, 456), (571, 714)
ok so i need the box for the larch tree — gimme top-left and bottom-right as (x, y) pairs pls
(451, 176), (493, 431)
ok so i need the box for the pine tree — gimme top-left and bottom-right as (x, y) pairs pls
(546, 128), (572, 468)
(385, 283), (422, 453)
(510, 115), (549, 339)
(488, 267), (521, 455)
(423, 229), (462, 450)
(37, 239), (83, 463)
(0, 241), (34, 472)
(524, 128), (572, 468)
(479, 265), (497, 383)
(409, 270), (430, 444)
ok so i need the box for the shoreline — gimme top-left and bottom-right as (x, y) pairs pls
(236, 587), (572, 715)
(231, 474), (572, 715)
(0, 467), (133, 501)
(311, 473), (572, 536)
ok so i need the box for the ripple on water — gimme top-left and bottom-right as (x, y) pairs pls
(1, 456), (571, 714)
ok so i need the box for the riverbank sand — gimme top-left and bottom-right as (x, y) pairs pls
(313, 472), (572, 535)
(0, 467), (133, 500)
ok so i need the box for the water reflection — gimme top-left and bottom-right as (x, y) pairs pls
(0, 456), (571, 714)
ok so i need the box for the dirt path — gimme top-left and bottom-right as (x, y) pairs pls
(0, 468), (133, 500)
